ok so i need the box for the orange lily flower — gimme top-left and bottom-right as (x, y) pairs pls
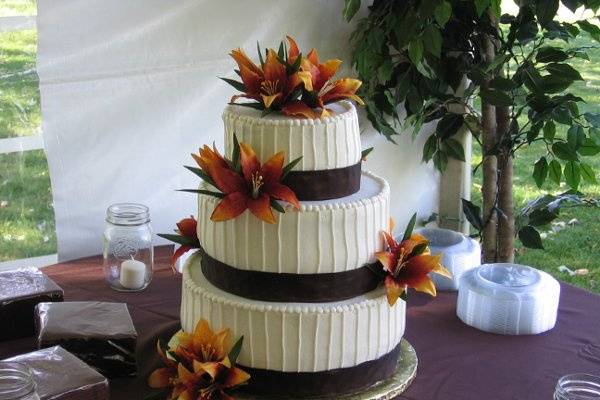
(229, 47), (311, 110)
(375, 230), (451, 306)
(282, 36), (364, 118)
(157, 216), (201, 270)
(195, 142), (300, 224)
(148, 341), (179, 391)
(175, 319), (232, 364)
(193, 357), (251, 400)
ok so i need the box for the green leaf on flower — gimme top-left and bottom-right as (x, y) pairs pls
(257, 41), (265, 67)
(229, 336), (244, 364)
(184, 166), (217, 188)
(220, 77), (246, 92)
(157, 233), (197, 246)
(282, 156), (303, 179)
(178, 189), (225, 198)
(402, 213), (417, 242)
(270, 199), (286, 213)
(232, 134), (241, 173)
(361, 147), (374, 160)
(343, 0), (361, 21)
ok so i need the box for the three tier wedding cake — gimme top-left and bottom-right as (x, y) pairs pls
(153, 36), (449, 399)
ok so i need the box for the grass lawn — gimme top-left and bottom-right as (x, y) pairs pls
(0, 0), (36, 17)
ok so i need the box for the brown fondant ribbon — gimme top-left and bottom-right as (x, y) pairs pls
(199, 248), (381, 303)
(237, 343), (401, 398)
(283, 161), (362, 201)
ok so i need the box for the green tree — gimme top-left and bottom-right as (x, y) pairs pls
(344, 0), (600, 262)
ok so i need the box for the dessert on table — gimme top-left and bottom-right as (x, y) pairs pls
(155, 36), (449, 399)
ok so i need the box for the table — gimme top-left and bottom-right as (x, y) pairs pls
(1, 246), (599, 399)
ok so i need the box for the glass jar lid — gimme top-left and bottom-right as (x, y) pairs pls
(106, 203), (150, 226)
(555, 373), (600, 399)
(0, 362), (37, 400)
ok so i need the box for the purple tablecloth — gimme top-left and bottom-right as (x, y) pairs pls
(1, 246), (599, 399)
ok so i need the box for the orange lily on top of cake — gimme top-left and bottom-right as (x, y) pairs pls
(148, 319), (250, 400)
(157, 216), (200, 270)
(374, 213), (452, 306)
(181, 136), (301, 224)
(222, 35), (363, 118)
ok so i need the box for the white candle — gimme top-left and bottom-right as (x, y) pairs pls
(119, 259), (146, 289)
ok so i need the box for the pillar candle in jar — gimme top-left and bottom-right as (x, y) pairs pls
(119, 259), (146, 289)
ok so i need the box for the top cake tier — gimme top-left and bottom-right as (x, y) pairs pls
(222, 101), (361, 172)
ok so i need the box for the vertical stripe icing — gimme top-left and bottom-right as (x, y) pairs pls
(222, 101), (360, 171)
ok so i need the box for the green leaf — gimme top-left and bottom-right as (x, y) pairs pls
(433, 150), (448, 172)
(178, 189), (225, 198)
(270, 199), (286, 213)
(564, 160), (581, 189)
(228, 336), (244, 364)
(584, 112), (600, 128)
(474, 0), (490, 16)
(461, 199), (483, 231)
(282, 156), (303, 179)
(219, 77), (246, 92)
(156, 233), (197, 246)
(549, 159), (562, 185)
(490, 77), (516, 91)
(443, 138), (465, 161)
(577, 19), (600, 42)
(257, 41), (265, 67)
(546, 63), (583, 81)
(433, 1), (452, 27)
(402, 213), (418, 242)
(184, 166), (217, 188)
(343, 0), (361, 21)
(580, 163), (597, 184)
(408, 39), (424, 65)
(567, 125), (585, 149)
(578, 138), (600, 156)
(543, 121), (556, 141)
(533, 157), (549, 188)
(536, 46), (568, 63)
(536, 0), (559, 26)
(552, 142), (578, 161)
(480, 88), (513, 107)
(361, 147), (374, 160)
(528, 209), (558, 227)
(518, 226), (544, 249)
(422, 25), (442, 58)
(423, 134), (438, 162)
(436, 113), (464, 139)
(231, 134), (241, 172)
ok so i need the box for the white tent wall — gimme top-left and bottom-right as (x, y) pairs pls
(37, 0), (440, 261)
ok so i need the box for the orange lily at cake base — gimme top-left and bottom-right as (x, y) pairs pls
(374, 214), (452, 306)
(147, 319), (250, 400)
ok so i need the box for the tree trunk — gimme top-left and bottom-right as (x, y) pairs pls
(496, 105), (515, 262)
(480, 33), (498, 263)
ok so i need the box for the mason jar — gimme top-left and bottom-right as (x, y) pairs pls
(0, 362), (40, 400)
(555, 374), (600, 399)
(103, 203), (153, 292)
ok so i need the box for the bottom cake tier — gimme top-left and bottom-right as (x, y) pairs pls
(181, 252), (406, 397)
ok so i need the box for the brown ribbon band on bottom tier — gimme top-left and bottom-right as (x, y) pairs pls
(199, 248), (381, 303)
(283, 161), (362, 201)
(238, 342), (402, 398)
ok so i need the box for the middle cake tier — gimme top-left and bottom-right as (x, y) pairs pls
(197, 171), (389, 276)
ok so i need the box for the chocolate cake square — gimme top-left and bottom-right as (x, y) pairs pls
(0, 267), (63, 341)
(35, 301), (137, 378)
(4, 346), (109, 400)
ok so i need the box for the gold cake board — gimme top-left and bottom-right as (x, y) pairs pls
(236, 339), (418, 400)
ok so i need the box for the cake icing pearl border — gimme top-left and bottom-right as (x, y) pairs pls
(196, 171), (390, 274)
(181, 253), (406, 372)
(223, 101), (361, 171)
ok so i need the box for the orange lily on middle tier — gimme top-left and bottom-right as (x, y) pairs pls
(375, 229), (452, 306)
(192, 142), (301, 224)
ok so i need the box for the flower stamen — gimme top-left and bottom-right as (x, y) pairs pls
(251, 171), (264, 199)
(261, 80), (280, 95)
